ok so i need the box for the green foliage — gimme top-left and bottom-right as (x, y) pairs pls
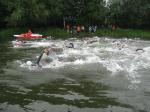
(0, 0), (150, 28)
(0, 0), (107, 27)
(83, 0), (106, 25)
(108, 0), (150, 28)
(0, 1), (8, 27)
(1, 0), (49, 27)
(0, 28), (27, 41)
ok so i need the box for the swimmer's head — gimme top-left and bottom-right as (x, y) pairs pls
(43, 48), (49, 54)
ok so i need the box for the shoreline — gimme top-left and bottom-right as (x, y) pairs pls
(0, 28), (150, 41)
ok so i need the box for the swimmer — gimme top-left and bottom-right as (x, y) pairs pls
(66, 42), (74, 48)
(87, 40), (98, 44)
(36, 48), (51, 66)
(136, 48), (144, 53)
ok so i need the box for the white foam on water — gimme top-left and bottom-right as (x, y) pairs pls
(20, 63), (35, 71)
(73, 59), (85, 65)
(143, 46), (150, 51)
(16, 37), (150, 89)
(99, 60), (123, 74)
(12, 40), (53, 48)
(29, 41), (52, 48)
(26, 61), (32, 66)
(141, 49), (150, 61)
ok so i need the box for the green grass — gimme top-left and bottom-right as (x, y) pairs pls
(95, 28), (150, 39)
(0, 27), (150, 42)
(0, 28), (27, 41)
(34, 27), (70, 39)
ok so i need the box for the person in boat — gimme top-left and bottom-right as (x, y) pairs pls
(28, 30), (32, 35)
(26, 30), (32, 38)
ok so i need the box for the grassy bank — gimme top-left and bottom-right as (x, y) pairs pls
(0, 27), (150, 41)
(0, 27), (70, 42)
(95, 28), (150, 40)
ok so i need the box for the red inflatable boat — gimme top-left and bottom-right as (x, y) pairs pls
(14, 30), (43, 40)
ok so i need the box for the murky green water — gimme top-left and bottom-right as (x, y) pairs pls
(0, 38), (150, 112)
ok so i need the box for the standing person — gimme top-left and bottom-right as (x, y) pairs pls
(111, 24), (116, 32)
(94, 26), (97, 32)
(66, 24), (70, 33)
(91, 26), (94, 33)
(89, 26), (92, 33)
(81, 26), (85, 32)
(77, 25), (81, 33)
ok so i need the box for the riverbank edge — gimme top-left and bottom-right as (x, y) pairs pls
(0, 28), (150, 41)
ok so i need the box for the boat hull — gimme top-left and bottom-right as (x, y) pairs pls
(14, 34), (43, 40)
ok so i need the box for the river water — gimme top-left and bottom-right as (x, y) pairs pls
(0, 37), (150, 112)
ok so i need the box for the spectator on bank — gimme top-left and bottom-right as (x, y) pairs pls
(93, 26), (97, 32)
(81, 26), (85, 31)
(66, 24), (70, 33)
(89, 26), (92, 33)
(72, 26), (77, 34)
(111, 24), (116, 32)
(77, 25), (81, 33)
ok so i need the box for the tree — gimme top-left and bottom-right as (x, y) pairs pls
(61, 0), (106, 26)
(83, 0), (106, 26)
(108, 0), (150, 28)
(2, 0), (49, 27)
(0, 1), (9, 27)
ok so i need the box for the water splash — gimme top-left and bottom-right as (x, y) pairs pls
(13, 37), (150, 89)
